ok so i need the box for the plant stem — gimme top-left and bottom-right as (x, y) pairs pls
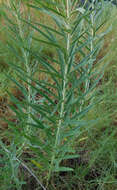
(85, 0), (95, 92)
(0, 140), (46, 190)
(46, 0), (70, 186)
(15, 3), (32, 136)
(80, 0), (95, 111)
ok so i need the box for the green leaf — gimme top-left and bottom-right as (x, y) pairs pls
(22, 19), (54, 42)
(6, 74), (27, 98)
(54, 167), (73, 172)
(28, 4), (66, 29)
(33, 37), (65, 54)
(31, 21), (64, 36)
(71, 45), (99, 73)
(32, 0), (65, 18)
(61, 154), (80, 160)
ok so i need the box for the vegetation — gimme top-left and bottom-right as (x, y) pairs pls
(0, 0), (117, 189)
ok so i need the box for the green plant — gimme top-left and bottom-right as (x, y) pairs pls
(0, 0), (110, 189)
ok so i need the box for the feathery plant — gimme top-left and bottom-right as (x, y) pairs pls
(0, 1), (36, 189)
(0, 0), (109, 189)
(3, 0), (37, 136)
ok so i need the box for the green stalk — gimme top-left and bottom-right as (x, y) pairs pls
(85, 0), (95, 92)
(46, 0), (70, 185)
(80, 0), (95, 111)
(6, 1), (33, 156)
(15, 3), (32, 136)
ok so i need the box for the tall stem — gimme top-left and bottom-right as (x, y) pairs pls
(46, 0), (70, 185)
(80, 0), (95, 111)
(15, 4), (32, 135)
(85, 0), (95, 92)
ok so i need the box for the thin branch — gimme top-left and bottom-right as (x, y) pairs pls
(0, 141), (47, 190)
(19, 160), (47, 190)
